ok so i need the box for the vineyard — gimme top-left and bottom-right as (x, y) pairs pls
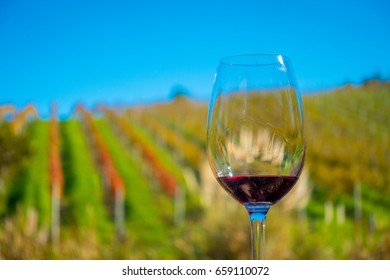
(0, 81), (389, 259)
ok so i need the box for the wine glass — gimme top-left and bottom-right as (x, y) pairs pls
(207, 54), (305, 259)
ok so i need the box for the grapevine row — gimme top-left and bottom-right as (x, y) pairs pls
(131, 98), (208, 145)
(0, 105), (16, 120)
(11, 104), (38, 134)
(48, 104), (63, 242)
(99, 106), (177, 196)
(130, 110), (205, 170)
(75, 104), (125, 237)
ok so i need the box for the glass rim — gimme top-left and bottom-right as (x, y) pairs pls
(219, 54), (291, 66)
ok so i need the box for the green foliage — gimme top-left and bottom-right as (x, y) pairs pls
(303, 82), (390, 195)
(94, 118), (177, 258)
(0, 122), (31, 180)
(60, 120), (113, 240)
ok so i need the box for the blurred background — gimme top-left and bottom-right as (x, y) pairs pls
(0, 0), (389, 259)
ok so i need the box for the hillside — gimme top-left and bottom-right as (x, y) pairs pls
(0, 82), (389, 259)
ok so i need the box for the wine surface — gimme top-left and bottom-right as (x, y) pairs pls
(217, 175), (298, 204)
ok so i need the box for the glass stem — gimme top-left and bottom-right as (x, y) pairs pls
(245, 204), (270, 260)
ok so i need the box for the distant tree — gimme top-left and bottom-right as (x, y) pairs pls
(169, 85), (190, 100)
(362, 71), (383, 86)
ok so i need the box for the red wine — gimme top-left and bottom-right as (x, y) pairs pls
(217, 175), (298, 204)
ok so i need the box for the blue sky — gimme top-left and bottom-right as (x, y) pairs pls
(1, 0), (389, 117)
